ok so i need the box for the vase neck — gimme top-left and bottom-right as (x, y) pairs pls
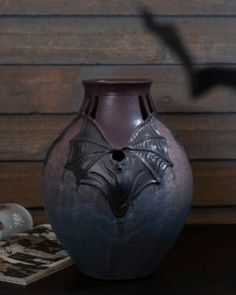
(80, 80), (154, 149)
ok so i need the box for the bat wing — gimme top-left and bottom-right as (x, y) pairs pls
(64, 116), (111, 184)
(77, 115), (173, 218)
(126, 114), (173, 187)
(193, 67), (236, 96)
(142, 7), (236, 97)
(64, 115), (173, 218)
(141, 8), (193, 72)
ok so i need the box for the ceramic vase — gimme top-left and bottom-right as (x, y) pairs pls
(43, 79), (192, 279)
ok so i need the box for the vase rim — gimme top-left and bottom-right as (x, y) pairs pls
(83, 79), (152, 85)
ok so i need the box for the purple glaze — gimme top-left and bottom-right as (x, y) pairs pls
(43, 79), (192, 279)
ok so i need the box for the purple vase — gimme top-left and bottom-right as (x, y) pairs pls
(43, 79), (192, 279)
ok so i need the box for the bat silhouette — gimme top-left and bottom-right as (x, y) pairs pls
(64, 114), (172, 218)
(141, 8), (236, 97)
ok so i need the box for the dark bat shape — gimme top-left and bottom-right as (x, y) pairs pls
(192, 67), (236, 96)
(141, 7), (236, 97)
(64, 114), (172, 218)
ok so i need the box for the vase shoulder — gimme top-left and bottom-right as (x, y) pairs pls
(80, 80), (155, 148)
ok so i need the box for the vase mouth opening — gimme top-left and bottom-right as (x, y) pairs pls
(83, 79), (152, 86)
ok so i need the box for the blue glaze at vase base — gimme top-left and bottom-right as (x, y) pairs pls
(43, 80), (193, 280)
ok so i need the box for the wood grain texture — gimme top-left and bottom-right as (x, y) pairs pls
(0, 114), (74, 160)
(0, 65), (235, 113)
(1, 161), (236, 207)
(160, 114), (236, 159)
(0, 162), (44, 207)
(0, 17), (235, 64)
(30, 207), (236, 225)
(187, 207), (236, 224)
(0, 67), (80, 113)
(0, 0), (235, 16)
(29, 208), (48, 225)
(1, 114), (236, 160)
(192, 161), (236, 206)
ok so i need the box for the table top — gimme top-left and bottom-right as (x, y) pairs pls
(0, 225), (235, 295)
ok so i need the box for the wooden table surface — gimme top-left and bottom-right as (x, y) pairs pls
(0, 225), (235, 295)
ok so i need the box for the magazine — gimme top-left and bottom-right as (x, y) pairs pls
(0, 224), (73, 286)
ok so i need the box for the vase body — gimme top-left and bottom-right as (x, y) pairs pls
(43, 79), (192, 280)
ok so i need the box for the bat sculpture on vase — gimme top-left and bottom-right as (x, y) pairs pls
(43, 79), (192, 279)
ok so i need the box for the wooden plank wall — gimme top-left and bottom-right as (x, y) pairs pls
(0, 1), (236, 225)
